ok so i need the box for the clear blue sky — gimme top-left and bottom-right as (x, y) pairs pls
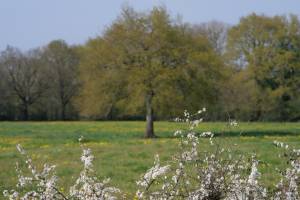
(0, 0), (299, 51)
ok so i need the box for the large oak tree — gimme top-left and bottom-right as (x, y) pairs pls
(78, 7), (223, 137)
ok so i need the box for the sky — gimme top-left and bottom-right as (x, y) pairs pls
(0, 0), (299, 51)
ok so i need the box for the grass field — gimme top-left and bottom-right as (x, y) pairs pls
(0, 121), (299, 198)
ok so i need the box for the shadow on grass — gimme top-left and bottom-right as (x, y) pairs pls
(156, 130), (300, 139)
(213, 130), (299, 137)
(2, 129), (298, 146)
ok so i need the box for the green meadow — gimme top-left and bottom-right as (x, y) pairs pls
(0, 121), (299, 198)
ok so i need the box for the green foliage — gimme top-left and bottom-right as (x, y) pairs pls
(77, 6), (224, 120)
(226, 14), (300, 121)
(0, 9), (299, 122)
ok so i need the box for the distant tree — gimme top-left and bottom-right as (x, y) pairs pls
(227, 14), (300, 120)
(78, 6), (223, 137)
(192, 21), (230, 55)
(1, 47), (48, 120)
(75, 37), (128, 121)
(42, 40), (80, 120)
(0, 60), (16, 120)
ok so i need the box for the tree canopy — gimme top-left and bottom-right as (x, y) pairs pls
(77, 7), (224, 137)
(0, 8), (299, 128)
(226, 14), (300, 121)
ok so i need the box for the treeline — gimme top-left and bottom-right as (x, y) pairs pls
(0, 7), (299, 121)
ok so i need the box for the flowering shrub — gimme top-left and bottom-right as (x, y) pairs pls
(135, 110), (267, 199)
(3, 109), (300, 199)
(3, 142), (120, 200)
(272, 141), (300, 200)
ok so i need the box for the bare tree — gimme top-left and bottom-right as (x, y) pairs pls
(192, 21), (230, 55)
(1, 47), (48, 120)
(0, 58), (15, 119)
(42, 40), (80, 120)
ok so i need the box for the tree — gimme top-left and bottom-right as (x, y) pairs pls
(76, 37), (128, 120)
(226, 14), (300, 120)
(1, 47), (48, 120)
(0, 59), (16, 120)
(78, 6), (223, 137)
(192, 21), (230, 55)
(42, 40), (80, 120)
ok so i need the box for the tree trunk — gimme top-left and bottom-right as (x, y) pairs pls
(145, 92), (155, 138)
(61, 103), (66, 120)
(23, 103), (29, 121)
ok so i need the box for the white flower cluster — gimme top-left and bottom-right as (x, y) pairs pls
(136, 155), (170, 198)
(229, 120), (238, 127)
(272, 142), (300, 200)
(273, 140), (289, 149)
(69, 147), (120, 200)
(137, 137), (266, 199)
(199, 131), (213, 138)
(174, 108), (205, 126)
(3, 144), (61, 200)
(135, 110), (300, 200)
(4, 144), (120, 200)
